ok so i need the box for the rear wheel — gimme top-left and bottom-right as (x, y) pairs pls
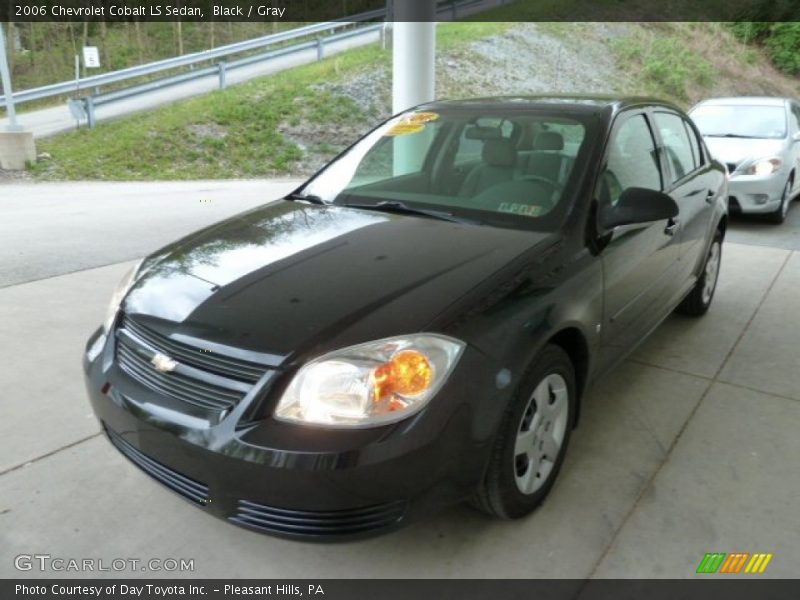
(676, 231), (722, 317)
(471, 345), (575, 519)
(768, 178), (792, 224)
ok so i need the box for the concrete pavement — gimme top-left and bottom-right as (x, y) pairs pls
(1, 189), (799, 578)
(0, 180), (300, 287)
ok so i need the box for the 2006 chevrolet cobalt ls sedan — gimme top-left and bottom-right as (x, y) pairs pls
(84, 96), (727, 539)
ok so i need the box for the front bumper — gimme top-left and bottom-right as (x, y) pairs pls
(727, 172), (787, 214)
(83, 328), (501, 540)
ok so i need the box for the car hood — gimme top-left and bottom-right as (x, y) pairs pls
(703, 136), (786, 166)
(123, 201), (555, 361)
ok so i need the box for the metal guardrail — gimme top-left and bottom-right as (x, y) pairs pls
(1, 0), (504, 127)
(77, 23), (386, 127)
(0, 19), (378, 109)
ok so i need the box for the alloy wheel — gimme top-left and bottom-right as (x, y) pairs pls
(513, 373), (569, 495)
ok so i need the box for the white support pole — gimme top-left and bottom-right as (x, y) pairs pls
(391, 2), (436, 114)
(0, 23), (21, 131)
(391, 1), (436, 175)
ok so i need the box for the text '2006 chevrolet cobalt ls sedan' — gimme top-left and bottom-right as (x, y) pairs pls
(84, 96), (727, 539)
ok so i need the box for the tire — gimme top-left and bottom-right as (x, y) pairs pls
(471, 344), (576, 519)
(768, 178), (792, 224)
(676, 231), (723, 317)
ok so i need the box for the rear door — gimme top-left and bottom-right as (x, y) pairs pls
(597, 109), (684, 370)
(652, 109), (719, 280)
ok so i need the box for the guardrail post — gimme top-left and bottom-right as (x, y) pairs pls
(316, 38), (325, 60)
(451, 0), (458, 20)
(218, 62), (227, 90)
(84, 96), (97, 129)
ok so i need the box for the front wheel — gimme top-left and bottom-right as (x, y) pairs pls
(768, 178), (792, 224)
(676, 231), (722, 317)
(471, 345), (576, 519)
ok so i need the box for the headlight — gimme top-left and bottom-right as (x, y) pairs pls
(744, 157), (782, 176)
(274, 335), (465, 428)
(102, 259), (143, 333)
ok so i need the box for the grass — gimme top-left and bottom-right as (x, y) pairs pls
(612, 26), (715, 102)
(30, 22), (511, 181)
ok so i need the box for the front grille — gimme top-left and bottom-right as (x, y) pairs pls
(121, 315), (266, 383)
(106, 426), (209, 505)
(230, 499), (406, 537)
(115, 315), (271, 414)
(116, 336), (245, 411)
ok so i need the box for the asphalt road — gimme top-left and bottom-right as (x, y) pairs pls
(0, 179), (300, 287)
(0, 29), (381, 138)
(725, 199), (800, 251)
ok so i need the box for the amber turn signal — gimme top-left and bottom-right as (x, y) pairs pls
(372, 350), (434, 406)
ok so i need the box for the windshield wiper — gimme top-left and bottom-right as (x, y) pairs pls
(705, 133), (761, 139)
(341, 201), (477, 224)
(285, 192), (327, 205)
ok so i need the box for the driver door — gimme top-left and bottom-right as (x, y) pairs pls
(596, 109), (684, 372)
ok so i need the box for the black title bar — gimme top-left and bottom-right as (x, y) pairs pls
(1, 0), (799, 22)
(5, 579), (800, 600)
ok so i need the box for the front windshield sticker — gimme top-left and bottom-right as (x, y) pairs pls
(498, 202), (546, 217)
(406, 111), (440, 124)
(386, 122), (426, 136)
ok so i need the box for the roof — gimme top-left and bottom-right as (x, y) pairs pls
(419, 94), (682, 114)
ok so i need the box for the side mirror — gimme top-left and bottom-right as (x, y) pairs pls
(600, 187), (679, 230)
(792, 131), (800, 143)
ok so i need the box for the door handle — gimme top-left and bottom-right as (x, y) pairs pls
(664, 218), (680, 236)
(705, 190), (715, 204)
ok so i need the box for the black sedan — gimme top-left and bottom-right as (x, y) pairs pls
(84, 95), (727, 539)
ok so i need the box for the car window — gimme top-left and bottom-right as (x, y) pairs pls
(654, 112), (696, 183)
(454, 117), (514, 165)
(352, 120), (443, 182)
(599, 113), (662, 206)
(299, 108), (596, 232)
(690, 104), (788, 139)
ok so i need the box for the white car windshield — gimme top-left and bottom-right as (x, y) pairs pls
(691, 104), (787, 139)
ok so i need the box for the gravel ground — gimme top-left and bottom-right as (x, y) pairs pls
(291, 23), (632, 176)
(0, 168), (32, 182)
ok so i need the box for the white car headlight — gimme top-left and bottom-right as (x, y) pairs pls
(274, 335), (465, 428)
(744, 157), (782, 176)
(103, 259), (143, 333)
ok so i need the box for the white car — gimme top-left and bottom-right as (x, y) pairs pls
(690, 97), (800, 224)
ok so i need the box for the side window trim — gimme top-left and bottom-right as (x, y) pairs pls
(683, 116), (706, 168)
(651, 108), (700, 189)
(594, 108), (664, 204)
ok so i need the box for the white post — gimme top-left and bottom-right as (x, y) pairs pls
(392, 5), (436, 114)
(391, 1), (436, 175)
(0, 22), (35, 170)
(0, 23), (20, 131)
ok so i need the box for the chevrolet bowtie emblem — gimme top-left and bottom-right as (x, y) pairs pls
(151, 353), (178, 373)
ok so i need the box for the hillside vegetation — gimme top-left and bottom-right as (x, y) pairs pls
(27, 21), (800, 181)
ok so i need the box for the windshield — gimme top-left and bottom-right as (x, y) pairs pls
(297, 107), (596, 231)
(690, 104), (787, 139)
